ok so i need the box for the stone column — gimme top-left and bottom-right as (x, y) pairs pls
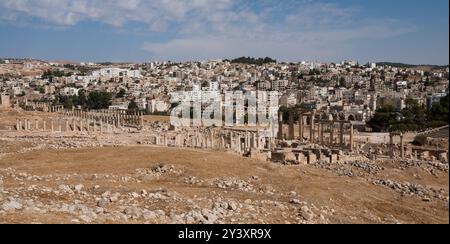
(277, 111), (283, 140)
(299, 114), (303, 141)
(389, 134), (394, 157)
(288, 110), (294, 140)
(320, 122), (324, 145)
(43, 120), (46, 131)
(400, 133), (404, 159)
(35, 119), (39, 130)
(329, 122), (334, 146)
(66, 120), (69, 132)
(210, 130), (215, 149)
(339, 122), (344, 149)
(221, 136), (225, 149)
(349, 124), (354, 152)
(80, 120), (83, 132)
(72, 119), (77, 131)
(230, 132), (234, 150)
(51, 119), (54, 133)
(16, 119), (21, 131)
(310, 114), (315, 144)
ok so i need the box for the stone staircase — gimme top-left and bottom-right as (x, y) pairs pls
(419, 125), (449, 139)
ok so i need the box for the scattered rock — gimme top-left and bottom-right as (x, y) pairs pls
(299, 206), (314, 221)
(2, 199), (23, 212)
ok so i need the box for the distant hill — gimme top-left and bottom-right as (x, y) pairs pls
(376, 62), (448, 69)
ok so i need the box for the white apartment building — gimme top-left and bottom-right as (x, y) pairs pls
(92, 68), (142, 79)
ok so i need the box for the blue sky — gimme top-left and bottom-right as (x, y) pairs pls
(0, 0), (448, 64)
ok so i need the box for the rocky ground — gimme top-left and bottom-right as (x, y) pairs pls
(0, 109), (448, 224)
(0, 138), (448, 224)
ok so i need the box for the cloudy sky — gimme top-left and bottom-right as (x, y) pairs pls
(0, 0), (448, 64)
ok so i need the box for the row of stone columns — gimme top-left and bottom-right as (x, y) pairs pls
(25, 102), (51, 112)
(15, 118), (116, 134)
(71, 110), (144, 127)
(48, 107), (145, 130)
(64, 109), (144, 128)
(153, 129), (271, 154)
(50, 106), (64, 113)
(280, 111), (355, 151)
(389, 133), (405, 159)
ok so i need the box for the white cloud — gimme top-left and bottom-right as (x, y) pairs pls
(0, 0), (416, 61)
(0, 0), (236, 28)
(142, 21), (415, 62)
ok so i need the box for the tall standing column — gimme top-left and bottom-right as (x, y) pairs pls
(43, 120), (46, 131)
(230, 132), (234, 150)
(339, 122), (344, 149)
(349, 124), (354, 152)
(389, 134), (394, 157)
(320, 122), (324, 145)
(400, 133), (404, 159)
(299, 114), (303, 141)
(16, 119), (21, 131)
(288, 110), (294, 140)
(310, 114), (315, 144)
(329, 122), (334, 146)
(278, 111), (284, 140)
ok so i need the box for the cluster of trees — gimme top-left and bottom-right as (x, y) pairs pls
(230, 57), (277, 65)
(117, 89), (126, 98)
(127, 100), (139, 112)
(376, 62), (448, 69)
(368, 95), (449, 132)
(41, 70), (73, 81)
(57, 90), (112, 110)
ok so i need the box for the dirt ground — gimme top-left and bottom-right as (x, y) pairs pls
(0, 143), (448, 224)
(0, 108), (448, 224)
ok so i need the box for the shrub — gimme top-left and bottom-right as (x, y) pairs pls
(412, 135), (428, 146)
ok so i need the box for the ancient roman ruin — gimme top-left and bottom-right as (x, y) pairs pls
(11, 100), (446, 166)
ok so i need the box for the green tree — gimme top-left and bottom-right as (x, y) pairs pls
(117, 89), (126, 98)
(412, 135), (428, 146)
(368, 105), (397, 132)
(128, 100), (139, 112)
(76, 89), (87, 108)
(428, 94), (449, 127)
(86, 91), (112, 109)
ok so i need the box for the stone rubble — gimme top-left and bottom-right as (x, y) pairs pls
(373, 179), (448, 201)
